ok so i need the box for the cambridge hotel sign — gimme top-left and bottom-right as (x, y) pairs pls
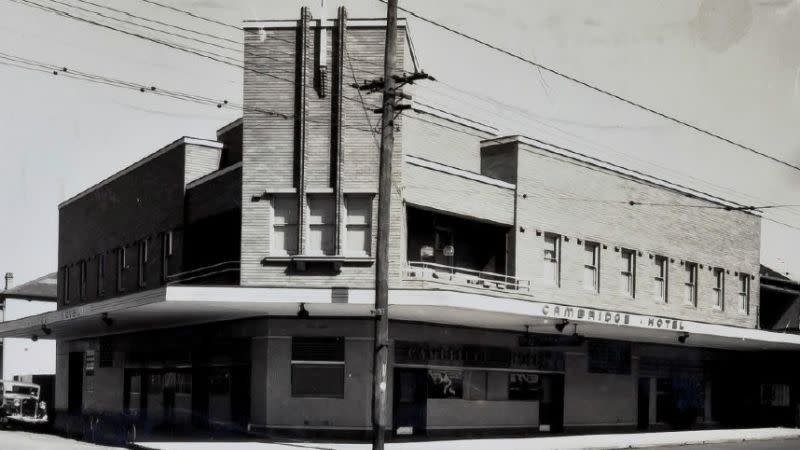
(541, 303), (686, 331)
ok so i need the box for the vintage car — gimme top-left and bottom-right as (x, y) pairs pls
(0, 380), (48, 424)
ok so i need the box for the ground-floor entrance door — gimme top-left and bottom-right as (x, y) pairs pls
(539, 374), (565, 432)
(637, 377), (650, 430)
(393, 368), (427, 436)
(67, 352), (84, 414)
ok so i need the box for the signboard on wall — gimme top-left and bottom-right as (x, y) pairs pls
(84, 350), (96, 377)
(541, 304), (686, 331)
(427, 370), (463, 399)
(395, 341), (565, 372)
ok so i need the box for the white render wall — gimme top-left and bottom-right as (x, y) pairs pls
(2, 297), (56, 379)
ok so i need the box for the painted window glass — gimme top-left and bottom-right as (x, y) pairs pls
(272, 195), (298, 256)
(543, 233), (560, 286)
(345, 195), (372, 256)
(307, 194), (335, 255)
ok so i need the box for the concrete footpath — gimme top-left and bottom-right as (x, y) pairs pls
(136, 428), (800, 450)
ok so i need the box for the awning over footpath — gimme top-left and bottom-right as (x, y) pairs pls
(1, 286), (800, 351)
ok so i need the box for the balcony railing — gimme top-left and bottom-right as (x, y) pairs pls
(404, 261), (531, 292)
(167, 261), (240, 285)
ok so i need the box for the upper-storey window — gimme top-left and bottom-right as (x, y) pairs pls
(272, 195), (298, 256)
(684, 262), (698, 307)
(712, 268), (724, 310)
(161, 231), (173, 283)
(117, 246), (127, 293)
(79, 260), (87, 301)
(61, 266), (70, 304)
(620, 248), (636, 298)
(345, 195), (372, 256)
(583, 242), (600, 292)
(543, 233), (561, 286)
(97, 254), (105, 297)
(738, 273), (750, 314)
(307, 194), (335, 256)
(138, 239), (149, 288)
(654, 255), (668, 302)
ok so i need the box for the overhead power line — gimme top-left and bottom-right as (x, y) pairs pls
(72, 0), (243, 45)
(382, 0), (800, 174)
(8, 0), (382, 112)
(136, 0), (240, 32)
(0, 51), (386, 134)
(402, 110), (800, 232)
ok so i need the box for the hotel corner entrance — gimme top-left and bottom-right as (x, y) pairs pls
(393, 368), (427, 436)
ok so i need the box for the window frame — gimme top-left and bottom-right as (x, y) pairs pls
(684, 262), (698, 307)
(161, 231), (173, 283)
(116, 246), (127, 293)
(61, 266), (70, 305)
(620, 248), (636, 298)
(79, 260), (87, 301)
(290, 337), (345, 398)
(712, 268), (725, 310)
(97, 253), (105, 297)
(738, 273), (750, 314)
(306, 194), (336, 256)
(543, 233), (561, 286)
(344, 195), (373, 256)
(583, 241), (600, 292)
(271, 195), (299, 256)
(138, 239), (149, 288)
(654, 255), (668, 302)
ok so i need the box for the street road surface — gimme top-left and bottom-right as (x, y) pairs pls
(652, 439), (800, 449)
(0, 429), (124, 450)
(2, 429), (800, 450)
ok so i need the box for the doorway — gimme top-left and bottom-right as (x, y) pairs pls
(637, 377), (650, 430)
(67, 352), (84, 414)
(539, 374), (565, 432)
(393, 368), (427, 436)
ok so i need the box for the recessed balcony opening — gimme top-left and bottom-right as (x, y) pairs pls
(405, 207), (528, 291)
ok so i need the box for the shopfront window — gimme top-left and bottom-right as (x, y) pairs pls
(176, 373), (192, 395)
(509, 373), (541, 400)
(588, 340), (631, 375)
(761, 384), (790, 407)
(427, 370), (463, 399)
(463, 370), (487, 400)
(148, 373), (163, 394)
(208, 368), (230, 394)
(291, 337), (345, 398)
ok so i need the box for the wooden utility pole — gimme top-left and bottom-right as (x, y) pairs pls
(372, 0), (397, 448)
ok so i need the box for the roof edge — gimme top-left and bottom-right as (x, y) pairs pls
(243, 17), (408, 29)
(482, 135), (753, 214)
(59, 137), (223, 209)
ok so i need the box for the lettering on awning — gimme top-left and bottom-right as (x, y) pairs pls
(541, 304), (685, 331)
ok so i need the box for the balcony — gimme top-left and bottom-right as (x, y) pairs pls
(404, 261), (531, 293)
(404, 206), (521, 294)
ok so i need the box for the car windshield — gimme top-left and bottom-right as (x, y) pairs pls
(8, 385), (38, 397)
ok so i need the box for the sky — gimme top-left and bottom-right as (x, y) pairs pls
(0, 0), (798, 285)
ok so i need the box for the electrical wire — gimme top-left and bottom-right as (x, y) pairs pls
(411, 82), (800, 223)
(379, 0), (800, 173)
(0, 51), (385, 134)
(8, 0), (382, 113)
(399, 110), (800, 232)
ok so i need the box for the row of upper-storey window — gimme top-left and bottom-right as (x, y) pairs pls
(271, 194), (373, 257)
(541, 232), (752, 314)
(60, 231), (174, 304)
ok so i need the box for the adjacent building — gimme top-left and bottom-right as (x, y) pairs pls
(1, 271), (57, 412)
(0, 8), (797, 442)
